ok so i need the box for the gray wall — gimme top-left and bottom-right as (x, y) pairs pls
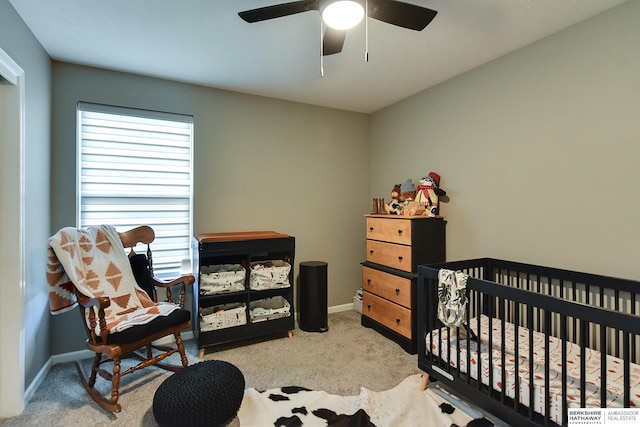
(370, 1), (640, 280)
(50, 62), (370, 354)
(2, 0), (638, 387)
(0, 1), (52, 388)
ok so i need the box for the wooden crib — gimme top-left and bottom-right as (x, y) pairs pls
(417, 258), (640, 426)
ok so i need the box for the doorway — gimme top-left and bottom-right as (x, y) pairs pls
(0, 47), (26, 418)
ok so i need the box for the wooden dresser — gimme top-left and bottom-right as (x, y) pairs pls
(361, 214), (446, 353)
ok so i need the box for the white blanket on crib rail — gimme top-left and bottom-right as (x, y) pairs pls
(426, 314), (640, 425)
(437, 269), (469, 327)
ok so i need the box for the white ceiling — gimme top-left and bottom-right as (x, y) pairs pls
(9, 0), (628, 113)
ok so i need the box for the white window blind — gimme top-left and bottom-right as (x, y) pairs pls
(77, 102), (193, 278)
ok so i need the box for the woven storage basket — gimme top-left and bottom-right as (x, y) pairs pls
(200, 303), (247, 332)
(249, 260), (291, 290)
(249, 296), (291, 323)
(199, 264), (245, 295)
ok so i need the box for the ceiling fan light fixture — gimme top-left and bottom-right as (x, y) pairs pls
(322, 1), (364, 30)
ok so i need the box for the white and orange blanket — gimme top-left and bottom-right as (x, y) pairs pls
(46, 224), (178, 335)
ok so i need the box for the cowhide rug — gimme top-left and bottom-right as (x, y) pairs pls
(236, 374), (493, 427)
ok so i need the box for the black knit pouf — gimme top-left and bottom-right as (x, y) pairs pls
(153, 360), (245, 427)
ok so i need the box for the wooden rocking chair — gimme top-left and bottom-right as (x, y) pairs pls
(49, 225), (194, 413)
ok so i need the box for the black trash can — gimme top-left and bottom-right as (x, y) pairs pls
(299, 261), (328, 332)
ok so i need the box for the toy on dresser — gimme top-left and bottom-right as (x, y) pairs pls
(414, 172), (446, 216)
(386, 184), (403, 215)
(385, 179), (415, 215)
(402, 172), (446, 217)
(399, 179), (415, 205)
(372, 173), (446, 217)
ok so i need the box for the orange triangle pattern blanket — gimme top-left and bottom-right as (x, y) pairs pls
(47, 224), (179, 334)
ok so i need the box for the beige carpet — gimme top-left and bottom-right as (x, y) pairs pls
(1, 311), (426, 426)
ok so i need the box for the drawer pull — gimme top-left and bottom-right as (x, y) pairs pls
(396, 318), (401, 324)
(370, 250), (374, 254)
(367, 279), (371, 283)
(398, 256), (403, 261)
(397, 229), (403, 235)
(369, 227), (374, 231)
(367, 304), (372, 310)
(395, 288), (400, 295)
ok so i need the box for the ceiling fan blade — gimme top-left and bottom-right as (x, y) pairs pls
(368, 0), (438, 31)
(323, 27), (346, 56)
(238, 0), (320, 23)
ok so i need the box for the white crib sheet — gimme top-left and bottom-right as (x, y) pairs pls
(426, 315), (640, 424)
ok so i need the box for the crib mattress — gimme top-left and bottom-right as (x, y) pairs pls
(426, 315), (640, 424)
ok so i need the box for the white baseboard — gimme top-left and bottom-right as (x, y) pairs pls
(45, 304), (351, 364)
(294, 302), (354, 319)
(26, 349), (97, 403)
(51, 349), (94, 365)
(24, 303), (353, 405)
(328, 303), (354, 314)
(24, 357), (52, 405)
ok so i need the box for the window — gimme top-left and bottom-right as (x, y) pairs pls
(77, 102), (193, 278)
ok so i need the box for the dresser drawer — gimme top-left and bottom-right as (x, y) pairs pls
(366, 217), (412, 245)
(362, 266), (411, 308)
(366, 240), (412, 272)
(362, 291), (411, 339)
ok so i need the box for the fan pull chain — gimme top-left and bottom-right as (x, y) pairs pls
(365, 0), (369, 62)
(320, 18), (324, 77)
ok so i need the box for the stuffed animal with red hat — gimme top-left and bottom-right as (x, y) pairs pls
(415, 172), (446, 216)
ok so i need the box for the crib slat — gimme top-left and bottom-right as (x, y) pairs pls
(580, 319), (587, 408)
(514, 301), (521, 413)
(488, 296), (494, 398)
(427, 277), (437, 367)
(633, 293), (637, 362)
(544, 310), (551, 427)
(476, 295), (482, 391)
(561, 314), (568, 426)
(624, 333), (631, 407)
(615, 289), (620, 358)
(528, 305), (535, 420)
(465, 291), (472, 385)
(536, 274), (542, 331)
(572, 281), (577, 344)
(446, 324), (451, 375)
(600, 325), (607, 408)
(500, 299), (506, 405)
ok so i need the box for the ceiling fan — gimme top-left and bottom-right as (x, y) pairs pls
(238, 0), (438, 56)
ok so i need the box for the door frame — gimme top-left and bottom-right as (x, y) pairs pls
(0, 45), (27, 418)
